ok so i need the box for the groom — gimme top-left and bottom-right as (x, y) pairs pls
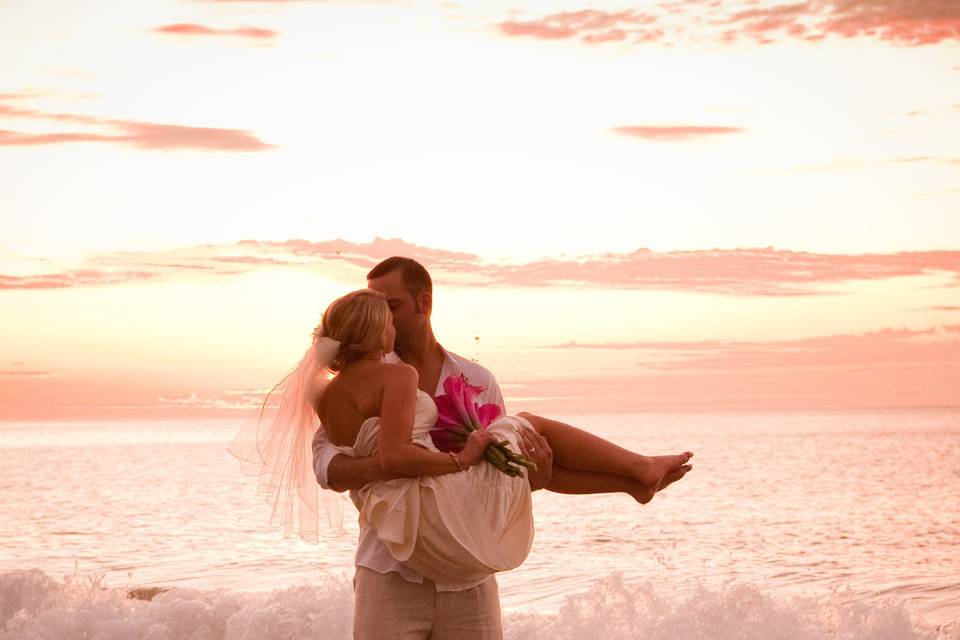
(312, 256), (553, 640)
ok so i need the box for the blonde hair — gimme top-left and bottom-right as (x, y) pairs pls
(314, 289), (390, 372)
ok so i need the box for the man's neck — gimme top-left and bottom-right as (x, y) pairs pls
(397, 330), (445, 393)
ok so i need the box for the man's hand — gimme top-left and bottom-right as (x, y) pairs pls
(517, 425), (552, 491)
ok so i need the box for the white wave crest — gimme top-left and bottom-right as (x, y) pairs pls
(504, 574), (959, 640)
(1, 570), (956, 640)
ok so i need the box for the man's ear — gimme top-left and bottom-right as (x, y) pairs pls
(417, 291), (432, 315)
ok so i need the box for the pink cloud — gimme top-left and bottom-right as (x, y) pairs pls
(154, 23), (277, 39)
(0, 369), (58, 378)
(0, 373), (254, 420)
(499, 9), (657, 42)
(8, 326), (957, 418)
(485, 248), (960, 296)
(113, 122), (272, 151)
(507, 325), (960, 412)
(611, 125), (744, 141)
(584, 28), (626, 43)
(0, 95), (272, 151)
(552, 326), (955, 371)
(499, 21), (578, 40)
(0, 130), (123, 146)
(0, 238), (478, 290)
(3, 327), (957, 418)
(496, 1), (960, 47)
(0, 92), (45, 101)
(4, 242), (960, 296)
(508, 362), (959, 413)
(818, 0), (960, 46)
(0, 269), (160, 290)
(156, 390), (265, 411)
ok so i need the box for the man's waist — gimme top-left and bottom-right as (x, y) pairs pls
(355, 525), (489, 592)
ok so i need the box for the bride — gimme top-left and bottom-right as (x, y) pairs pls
(231, 288), (692, 584)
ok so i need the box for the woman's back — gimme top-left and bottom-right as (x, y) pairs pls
(317, 361), (414, 448)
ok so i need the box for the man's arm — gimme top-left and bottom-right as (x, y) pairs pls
(313, 426), (394, 492)
(314, 422), (486, 493)
(325, 453), (393, 492)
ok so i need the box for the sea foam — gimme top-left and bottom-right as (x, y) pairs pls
(1, 570), (956, 639)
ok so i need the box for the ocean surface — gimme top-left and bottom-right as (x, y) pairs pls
(2, 409), (959, 639)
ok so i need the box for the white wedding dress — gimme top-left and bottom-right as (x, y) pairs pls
(333, 389), (534, 584)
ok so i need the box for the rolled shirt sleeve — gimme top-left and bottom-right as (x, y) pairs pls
(312, 426), (341, 490)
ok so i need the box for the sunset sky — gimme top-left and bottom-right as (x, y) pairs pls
(2, 0), (959, 418)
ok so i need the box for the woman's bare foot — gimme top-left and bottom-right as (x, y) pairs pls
(633, 452), (693, 488)
(630, 451), (693, 504)
(657, 463), (692, 493)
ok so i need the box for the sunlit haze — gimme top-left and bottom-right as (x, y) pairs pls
(2, 0), (959, 418)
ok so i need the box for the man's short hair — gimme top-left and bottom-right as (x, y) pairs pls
(367, 256), (433, 298)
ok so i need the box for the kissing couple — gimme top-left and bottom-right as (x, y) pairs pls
(231, 256), (693, 640)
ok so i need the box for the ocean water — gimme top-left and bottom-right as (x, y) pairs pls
(1, 410), (959, 638)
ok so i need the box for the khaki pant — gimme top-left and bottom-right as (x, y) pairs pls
(352, 567), (503, 640)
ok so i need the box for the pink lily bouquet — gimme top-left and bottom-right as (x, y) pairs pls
(430, 374), (537, 477)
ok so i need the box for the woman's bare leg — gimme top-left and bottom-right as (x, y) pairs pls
(546, 466), (692, 504)
(518, 412), (692, 490)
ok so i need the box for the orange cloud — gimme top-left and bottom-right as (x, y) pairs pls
(483, 248), (960, 296)
(0, 92), (45, 101)
(611, 125), (744, 142)
(3, 241), (960, 296)
(0, 369), (59, 378)
(154, 23), (277, 39)
(0, 372), (231, 420)
(553, 326), (957, 371)
(0, 238), (477, 290)
(5, 326), (958, 418)
(0, 269), (160, 290)
(0, 95), (272, 151)
(499, 9), (662, 44)
(156, 389), (267, 411)
(814, 0), (960, 46)
(497, 1), (960, 47)
(507, 325), (960, 413)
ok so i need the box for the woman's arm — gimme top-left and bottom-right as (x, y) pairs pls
(377, 364), (494, 478)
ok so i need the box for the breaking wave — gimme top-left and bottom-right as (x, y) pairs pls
(1, 570), (957, 639)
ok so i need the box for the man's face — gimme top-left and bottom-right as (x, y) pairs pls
(368, 269), (429, 347)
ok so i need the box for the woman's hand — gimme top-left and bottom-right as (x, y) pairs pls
(458, 429), (497, 468)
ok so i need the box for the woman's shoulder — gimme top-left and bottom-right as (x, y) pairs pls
(340, 360), (417, 388)
(321, 361), (417, 424)
(379, 361), (419, 385)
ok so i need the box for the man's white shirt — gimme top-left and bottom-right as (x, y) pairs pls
(312, 347), (505, 591)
